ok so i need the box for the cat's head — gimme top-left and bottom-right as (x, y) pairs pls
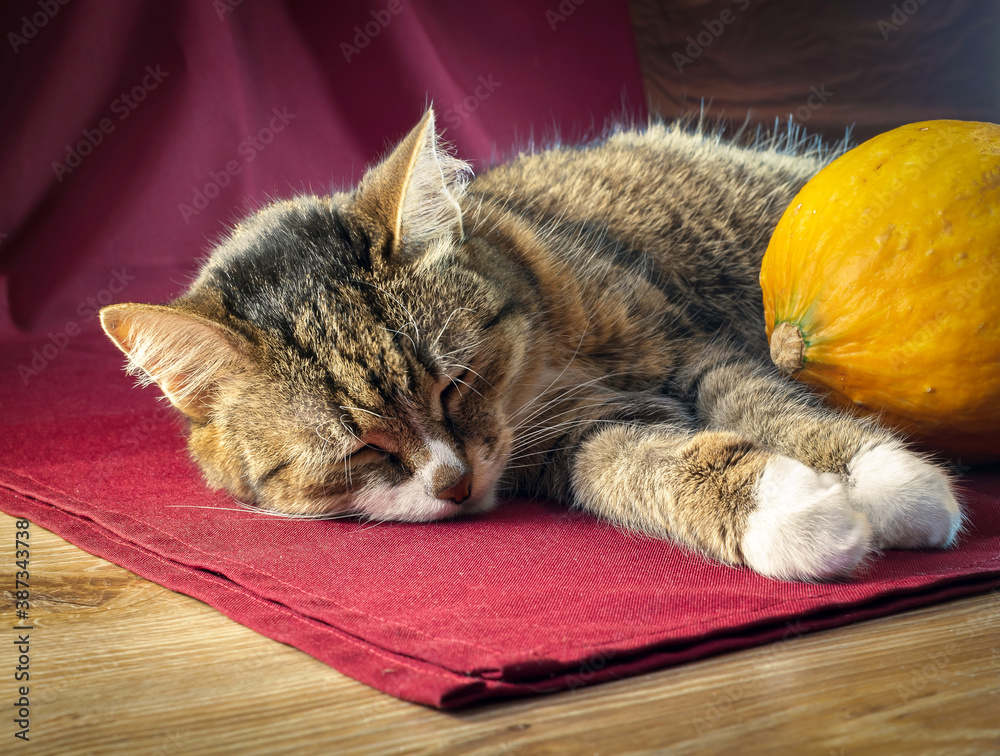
(100, 110), (533, 522)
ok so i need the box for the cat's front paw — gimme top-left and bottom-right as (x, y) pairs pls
(847, 442), (962, 549)
(742, 456), (871, 582)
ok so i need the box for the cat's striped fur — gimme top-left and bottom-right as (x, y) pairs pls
(100, 110), (961, 581)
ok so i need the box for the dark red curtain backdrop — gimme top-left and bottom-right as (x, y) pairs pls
(1, 1), (998, 708)
(0, 0), (642, 335)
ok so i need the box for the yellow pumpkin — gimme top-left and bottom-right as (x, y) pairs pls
(761, 119), (1000, 462)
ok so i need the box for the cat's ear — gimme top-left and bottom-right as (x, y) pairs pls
(100, 303), (251, 423)
(355, 108), (470, 259)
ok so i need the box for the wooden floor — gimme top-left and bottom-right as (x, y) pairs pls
(2, 512), (998, 756)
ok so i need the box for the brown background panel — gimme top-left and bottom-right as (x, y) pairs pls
(629, 0), (1000, 142)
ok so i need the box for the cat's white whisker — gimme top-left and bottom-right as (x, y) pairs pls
(431, 306), (477, 353)
(511, 345), (588, 419)
(380, 326), (418, 353)
(339, 405), (386, 419)
(512, 372), (632, 430)
(442, 361), (494, 392)
(509, 417), (638, 455)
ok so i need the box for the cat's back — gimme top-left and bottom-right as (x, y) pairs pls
(468, 121), (826, 255)
(464, 121), (835, 346)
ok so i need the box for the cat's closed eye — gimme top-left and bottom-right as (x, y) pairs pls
(344, 443), (391, 468)
(440, 367), (477, 414)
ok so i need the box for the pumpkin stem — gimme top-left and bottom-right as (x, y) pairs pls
(770, 322), (805, 376)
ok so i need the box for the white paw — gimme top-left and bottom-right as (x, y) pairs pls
(848, 442), (962, 549)
(743, 456), (871, 582)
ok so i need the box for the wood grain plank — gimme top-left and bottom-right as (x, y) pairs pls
(2, 513), (998, 755)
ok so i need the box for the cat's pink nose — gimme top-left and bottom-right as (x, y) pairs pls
(436, 471), (473, 504)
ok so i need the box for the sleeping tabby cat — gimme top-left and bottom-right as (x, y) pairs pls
(100, 110), (962, 581)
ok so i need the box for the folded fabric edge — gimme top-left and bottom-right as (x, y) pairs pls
(3, 483), (999, 709)
(453, 574), (1000, 709)
(0, 485), (496, 707)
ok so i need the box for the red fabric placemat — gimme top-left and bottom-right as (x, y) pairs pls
(0, 333), (1000, 706)
(2, 1), (999, 708)
(1, 334), (999, 707)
